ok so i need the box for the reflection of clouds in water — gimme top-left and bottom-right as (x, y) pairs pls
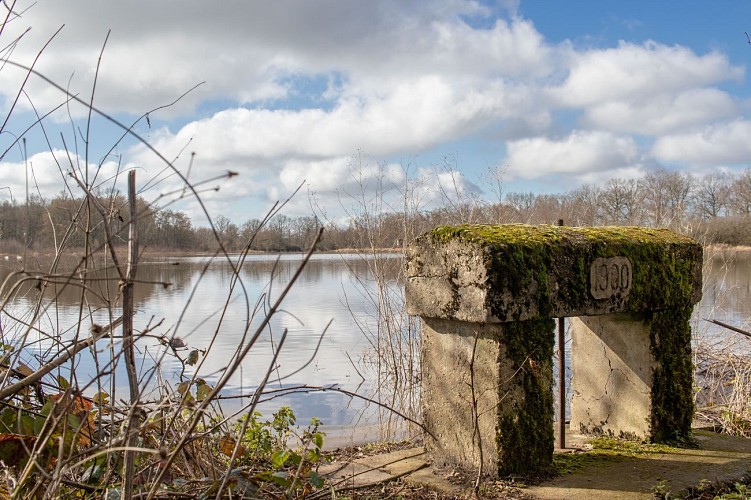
(179, 257), (379, 392)
(6, 252), (750, 435)
(1, 254), (399, 431)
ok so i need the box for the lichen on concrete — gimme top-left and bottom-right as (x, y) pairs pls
(649, 308), (695, 444)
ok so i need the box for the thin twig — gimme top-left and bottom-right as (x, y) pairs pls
(0, 317), (122, 400)
(705, 318), (751, 338)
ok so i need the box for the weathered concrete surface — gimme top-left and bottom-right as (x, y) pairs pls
(571, 314), (656, 439)
(406, 224), (703, 476)
(405, 224), (702, 323)
(320, 447), (433, 492)
(421, 318), (502, 474)
(421, 317), (553, 476)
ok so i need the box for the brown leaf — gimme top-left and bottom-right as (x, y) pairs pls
(219, 435), (245, 458)
(0, 433), (36, 467)
(15, 362), (33, 378)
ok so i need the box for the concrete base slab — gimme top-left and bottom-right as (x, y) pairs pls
(323, 429), (751, 499)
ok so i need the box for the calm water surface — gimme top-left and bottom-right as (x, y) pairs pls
(1, 253), (404, 444)
(1, 248), (749, 442)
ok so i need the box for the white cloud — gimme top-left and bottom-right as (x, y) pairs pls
(0, 150), (124, 203)
(652, 120), (751, 166)
(131, 77), (527, 166)
(1, 1), (749, 223)
(414, 167), (482, 207)
(581, 88), (738, 135)
(550, 41), (742, 108)
(0, 1), (553, 118)
(123, 73), (542, 212)
(280, 157), (407, 197)
(506, 131), (641, 179)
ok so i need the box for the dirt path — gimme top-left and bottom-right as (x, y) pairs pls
(529, 430), (751, 499)
(323, 430), (751, 498)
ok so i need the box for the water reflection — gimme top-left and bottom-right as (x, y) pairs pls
(695, 249), (751, 332)
(0, 253), (402, 436)
(1, 248), (749, 441)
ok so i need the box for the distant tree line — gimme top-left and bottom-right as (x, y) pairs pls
(1, 168), (751, 254)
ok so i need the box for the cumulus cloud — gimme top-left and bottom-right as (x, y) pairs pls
(0, 0), (553, 118)
(652, 120), (751, 167)
(505, 131), (641, 180)
(550, 41), (742, 108)
(581, 88), (738, 136)
(0, 1), (749, 223)
(0, 150), (124, 202)
(414, 167), (483, 207)
(130, 77), (536, 166)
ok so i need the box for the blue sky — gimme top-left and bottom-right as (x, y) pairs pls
(0, 1), (749, 226)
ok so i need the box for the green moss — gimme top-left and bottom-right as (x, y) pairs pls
(553, 437), (680, 475)
(422, 224), (702, 320)
(496, 318), (555, 475)
(412, 223), (701, 476)
(429, 223), (694, 247)
(649, 308), (695, 444)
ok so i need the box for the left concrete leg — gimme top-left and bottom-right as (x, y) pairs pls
(421, 317), (554, 476)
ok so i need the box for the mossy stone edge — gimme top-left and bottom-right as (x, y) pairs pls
(413, 223), (703, 322)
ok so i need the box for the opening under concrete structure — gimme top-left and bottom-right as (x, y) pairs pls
(405, 224), (702, 477)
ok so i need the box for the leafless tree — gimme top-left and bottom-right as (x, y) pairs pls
(638, 169), (693, 227)
(693, 172), (732, 219)
(505, 191), (536, 222)
(601, 178), (642, 225)
(562, 183), (602, 226)
(730, 168), (751, 216)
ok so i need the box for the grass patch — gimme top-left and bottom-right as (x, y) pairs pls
(553, 437), (680, 475)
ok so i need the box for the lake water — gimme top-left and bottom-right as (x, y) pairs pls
(0, 252), (412, 445)
(1, 247), (749, 445)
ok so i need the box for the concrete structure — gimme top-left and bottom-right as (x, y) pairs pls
(405, 224), (702, 476)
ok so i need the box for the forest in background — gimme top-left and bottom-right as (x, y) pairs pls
(1, 167), (750, 255)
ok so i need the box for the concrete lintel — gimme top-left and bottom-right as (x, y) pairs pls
(406, 224), (702, 323)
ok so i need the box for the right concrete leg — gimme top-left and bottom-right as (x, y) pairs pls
(570, 314), (655, 439)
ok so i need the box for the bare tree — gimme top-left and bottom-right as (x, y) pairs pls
(693, 172), (732, 219)
(562, 184), (602, 226)
(505, 191), (536, 222)
(601, 178), (642, 225)
(530, 193), (563, 224)
(730, 168), (751, 216)
(638, 169), (693, 227)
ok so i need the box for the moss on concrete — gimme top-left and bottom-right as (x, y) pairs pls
(553, 437), (680, 475)
(431, 224), (698, 445)
(497, 318), (555, 475)
(649, 308), (695, 444)
(420, 223), (702, 321)
(429, 223), (693, 248)
(408, 223), (703, 477)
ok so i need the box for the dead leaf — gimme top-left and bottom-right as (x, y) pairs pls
(0, 433), (36, 467)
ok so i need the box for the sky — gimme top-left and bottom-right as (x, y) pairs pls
(0, 1), (749, 227)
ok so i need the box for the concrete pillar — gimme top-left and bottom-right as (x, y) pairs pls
(570, 314), (655, 439)
(421, 317), (554, 476)
(405, 224), (703, 477)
